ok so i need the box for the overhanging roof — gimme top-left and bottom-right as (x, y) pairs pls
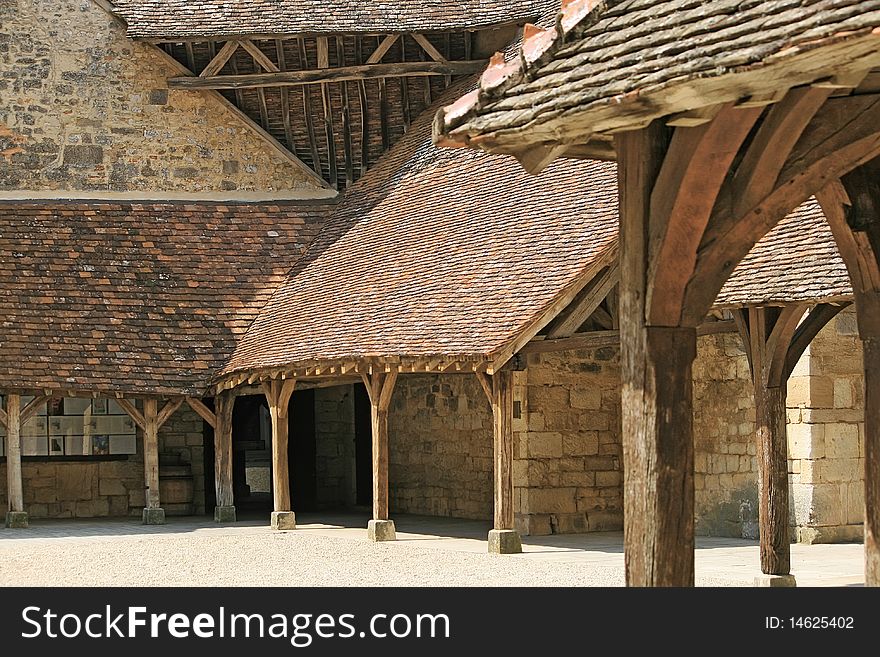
(113, 1), (552, 40)
(434, 0), (880, 160)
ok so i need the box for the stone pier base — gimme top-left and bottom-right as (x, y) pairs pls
(271, 511), (296, 530)
(367, 519), (396, 542)
(754, 574), (797, 587)
(214, 505), (237, 523)
(142, 507), (166, 525)
(488, 529), (522, 554)
(5, 511), (29, 529)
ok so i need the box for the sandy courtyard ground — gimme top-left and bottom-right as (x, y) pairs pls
(0, 513), (865, 587)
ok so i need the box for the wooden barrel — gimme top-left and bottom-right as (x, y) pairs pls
(159, 463), (194, 516)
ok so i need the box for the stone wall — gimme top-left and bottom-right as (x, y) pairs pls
(692, 332), (759, 538)
(0, 399), (206, 518)
(314, 385), (355, 508)
(388, 375), (494, 520)
(516, 349), (623, 536)
(788, 308), (864, 543)
(0, 0), (323, 194)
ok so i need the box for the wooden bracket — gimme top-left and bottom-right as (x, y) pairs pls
(116, 398), (147, 433)
(186, 397), (217, 428)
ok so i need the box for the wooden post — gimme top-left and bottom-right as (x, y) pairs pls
(213, 390), (236, 523)
(818, 176), (880, 586)
(141, 398), (164, 525)
(865, 336), (880, 586)
(480, 371), (522, 554)
(734, 305), (806, 583)
(117, 396), (183, 525)
(4, 393), (27, 528)
(617, 124), (697, 586)
(262, 379), (297, 530)
(361, 371), (397, 541)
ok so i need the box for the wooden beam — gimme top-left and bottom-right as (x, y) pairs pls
(263, 380), (295, 515)
(316, 36), (338, 189)
(116, 398), (146, 433)
(150, 41), (330, 190)
(168, 60), (489, 90)
(521, 330), (620, 355)
(476, 372), (493, 405)
(411, 33), (447, 63)
(356, 36), (370, 176)
(366, 34), (399, 64)
(214, 391), (235, 510)
(784, 303), (850, 382)
(548, 264), (620, 338)
(666, 103), (724, 127)
(200, 39), (240, 77)
(490, 371), (517, 536)
(489, 246), (617, 372)
(240, 39), (280, 73)
(275, 40), (296, 154)
(338, 37), (355, 187)
(617, 122), (697, 587)
(20, 395), (50, 424)
(298, 37), (322, 178)
(156, 397), (184, 430)
(728, 88), (832, 223)
(0, 404), (6, 429)
(5, 394), (23, 513)
(186, 397), (216, 428)
(361, 372), (397, 523)
(143, 398), (161, 510)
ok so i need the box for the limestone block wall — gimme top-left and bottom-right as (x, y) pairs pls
(515, 349), (623, 536)
(0, 400), (206, 518)
(692, 332), (758, 538)
(388, 375), (493, 520)
(787, 308), (864, 543)
(0, 0), (323, 194)
(314, 385), (356, 508)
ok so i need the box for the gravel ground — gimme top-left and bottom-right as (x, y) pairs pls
(0, 528), (626, 587)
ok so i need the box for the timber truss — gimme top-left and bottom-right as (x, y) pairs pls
(158, 32), (498, 190)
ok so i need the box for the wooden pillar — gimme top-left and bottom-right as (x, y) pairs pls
(142, 399), (160, 506)
(616, 123), (697, 586)
(4, 393), (28, 528)
(117, 396), (183, 526)
(262, 379), (296, 530)
(818, 174), (880, 587)
(736, 302), (844, 584)
(478, 370), (522, 554)
(864, 336), (880, 586)
(214, 390), (236, 523)
(361, 371), (397, 541)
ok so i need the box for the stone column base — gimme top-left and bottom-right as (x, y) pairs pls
(5, 511), (29, 529)
(271, 511), (296, 530)
(754, 574), (797, 587)
(214, 505), (237, 523)
(488, 529), (522, 554)
(142, 507), (166, 525)
(367, 519), (396, 542)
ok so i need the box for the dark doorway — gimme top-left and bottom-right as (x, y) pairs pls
(233, 395), (271, 513)
(354, 383), (373, 507)
(289, 389), (317, 512)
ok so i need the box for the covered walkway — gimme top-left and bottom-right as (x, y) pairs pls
(0, 514), (863, 587)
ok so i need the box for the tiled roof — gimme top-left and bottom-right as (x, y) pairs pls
(716, 198), (852, 308)
(114, 1), (551, 39)
(221, 81), (852, 380)
(220, 90), (621, 377)
(0, 201), (330, 396)
(435, 0), (880, 150)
